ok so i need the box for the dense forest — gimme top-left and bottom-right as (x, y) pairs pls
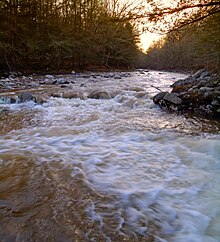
(0, 0), (220, 73)
(0, 0), (140, 72)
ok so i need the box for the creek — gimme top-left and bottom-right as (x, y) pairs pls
(0, 70), (220, 242)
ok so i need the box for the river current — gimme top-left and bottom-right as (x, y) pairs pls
(0, 70), (220, 242)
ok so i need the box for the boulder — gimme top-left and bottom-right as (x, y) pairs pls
(168, 69), (220, 118)
(56, 78), (70, 85)
(26, 82), (39, 88)
(198, 70), (210, 80)
(88, 90), (112, 99)
(192, 69), (207, 79)
(163, 93), (182, 105)
(45, 74), (54, 79)
(170, 78), (194, 93)
(114, 75), (122, 79)
(10, 96), (18, 103)
(34, 94), (49, 104)
(42, 78), (55, 85)
(153, 92), (168, 104)
(62, 91), (85, 100)
(18, 92), (34, 102)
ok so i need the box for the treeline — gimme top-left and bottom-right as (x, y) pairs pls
(0, 0), (140, 72)
(144, 11), (220, 72)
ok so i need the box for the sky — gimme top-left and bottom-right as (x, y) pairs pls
(139, 32), (161, 52)
(138, 0), (173, 52)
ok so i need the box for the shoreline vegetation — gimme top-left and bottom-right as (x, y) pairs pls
(0, 0), (219, 119)
(0, 0), (140, 73)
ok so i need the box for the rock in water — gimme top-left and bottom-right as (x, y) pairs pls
(153, 92), (168, 104)
(62, 91), (85, 100)
(18, 92), (34, 102)
(34, 94), (49, 104)
(88, 90), (111, 99)
(56, 78), (69, 85)
(163, 93), (182, 105)
(45, 74), (54, 79)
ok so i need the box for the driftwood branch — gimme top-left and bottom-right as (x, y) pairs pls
(151, 85), (163, 92)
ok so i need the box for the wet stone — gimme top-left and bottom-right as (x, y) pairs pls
(88, 90), (112, 99)
(10, 96), (18, 103)
(27, 82), (39, 88)
(62, 91), (85, 100)
(34, 94), (49, 104)
(45, 74), (54, 79)
(56, 78), (70, 85)
(163, 93), (182, 105)
(18, 92), (35, 102)
(168, 69), (220, 118)
(153, 92), (168, 105)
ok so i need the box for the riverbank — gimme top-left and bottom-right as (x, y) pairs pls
(153, 69), (220, 119)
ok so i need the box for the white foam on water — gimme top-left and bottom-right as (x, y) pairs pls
(77, 132), (220, 241)
(1, 95), (219, 241)
(0, 71), (219, 241)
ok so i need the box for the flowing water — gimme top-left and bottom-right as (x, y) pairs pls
(0, 70), (220, 242)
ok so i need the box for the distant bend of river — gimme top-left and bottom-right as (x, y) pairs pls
(0, 70), (220, 242)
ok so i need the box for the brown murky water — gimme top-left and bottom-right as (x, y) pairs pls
(0, 71), (220, 242)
